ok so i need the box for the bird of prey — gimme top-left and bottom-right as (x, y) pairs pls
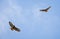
(9, 21), (20, 32)
(40, 6), (51, 12)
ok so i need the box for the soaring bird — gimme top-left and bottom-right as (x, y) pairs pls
(9, 21), (20, 32)
(40, 6), (51, 12)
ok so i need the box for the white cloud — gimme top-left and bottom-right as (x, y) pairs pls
(0, 0), (23, 35)
(0, 14), (9, 35)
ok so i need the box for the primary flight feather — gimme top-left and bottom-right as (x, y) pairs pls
(40, 6), (51, 12)
(9, 21), (20, 32)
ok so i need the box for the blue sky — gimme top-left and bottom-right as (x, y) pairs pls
(0, 0), (60, 39)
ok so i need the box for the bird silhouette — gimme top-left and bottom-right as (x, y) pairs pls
(40, 6), (51, 12)
(9, 21), (20, 32)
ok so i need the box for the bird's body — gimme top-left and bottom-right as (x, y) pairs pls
(9, 21), (20, 32)
(40, 6), (51, 12)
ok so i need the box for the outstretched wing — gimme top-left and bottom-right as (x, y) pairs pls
(9, 21), (14, 27)
(40, 6), (51, 12)
(14, 27), (20, 32)
(46, 6), (51, 10)
(9, 21), (20, 32)
(40, 9), (46, 11)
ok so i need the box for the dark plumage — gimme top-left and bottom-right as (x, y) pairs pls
(9, 21), (20, 32)
(40, 6), (51, 12)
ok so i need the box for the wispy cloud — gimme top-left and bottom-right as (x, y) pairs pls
(0, 0), (23, 35)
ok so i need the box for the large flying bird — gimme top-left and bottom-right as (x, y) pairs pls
(9, 21), (20, 32)
(40, 6), (51, 12)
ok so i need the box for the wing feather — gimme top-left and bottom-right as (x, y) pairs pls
(40, 6), (51, 12)
(9, 21), (20, 32)
(14, 27), (20, 32)
(9, 21), (14, 27)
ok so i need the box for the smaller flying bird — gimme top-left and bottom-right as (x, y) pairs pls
(9, 21), (20, 32)
(40, 6), (51, 12)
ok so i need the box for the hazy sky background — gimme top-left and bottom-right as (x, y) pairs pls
(0, 0), (60, 39)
